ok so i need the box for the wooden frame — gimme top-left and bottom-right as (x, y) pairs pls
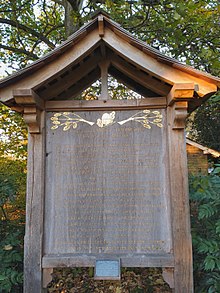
(18, 85), (193, 292)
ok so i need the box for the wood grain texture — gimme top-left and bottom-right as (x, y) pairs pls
(42, 254), (174, 268)
(45, 98), (167, 111)
(0, 29), (101, 102)
(24, 112), (45, 293)
(99, 60), (110, 100)
(110, 53), (170, 96)
(167, 103), (194, 292)
(103, 28), (217, 96)
(41, 53), (102, 100)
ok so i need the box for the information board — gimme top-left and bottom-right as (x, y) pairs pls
(44, 110), (172, 258)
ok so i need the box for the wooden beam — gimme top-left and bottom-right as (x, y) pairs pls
(98, 15), (104, 37)
(109, 66), (158, 97)
(45, 97), (166, 111)
(103, 28), (217, 96)
(0, 29), (102, 103)
(54, 67), (100, 100)
(13, 88), (44, 109)
(167, 83), (196, 106)
(99, 60), (110, 100)
(13, 89), (44, 133)
(100, 42), (106, 59)
(40, 53), (102, 100)
(110, 53), (170, 96)
(42, 254), (174, 268)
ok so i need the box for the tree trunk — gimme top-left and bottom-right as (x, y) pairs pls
(63, 0), (83, 37)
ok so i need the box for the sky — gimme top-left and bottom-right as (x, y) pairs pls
(0, 62), (9, 79)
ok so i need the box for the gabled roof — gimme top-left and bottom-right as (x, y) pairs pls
(0, 11), (219, 110)
(186, 138), (220, 158)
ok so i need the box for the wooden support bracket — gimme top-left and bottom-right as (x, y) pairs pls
(162, 268), (174, 289)
(172, 101), (188, 130)
(23, 106), (41, 133)
(13, 89), (44, 133)
(167, 83), (197, 106)
(43, 268), (53, 289)
(167, 83), (194, 130)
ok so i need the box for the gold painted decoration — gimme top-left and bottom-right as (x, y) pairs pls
(117, 110), (163, 129)
(51, 112), (94, 131)
(50, 110), (163, 131)
(96, 112), (116, 128)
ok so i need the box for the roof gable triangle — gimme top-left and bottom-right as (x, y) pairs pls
(0, 11), (219, 108)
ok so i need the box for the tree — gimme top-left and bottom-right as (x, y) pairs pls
(187, 93), (220, 153)
(0, 103), (27, 160)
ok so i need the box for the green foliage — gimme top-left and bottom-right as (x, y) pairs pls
(0, 174), (17, 207)
(81, 76), (143, 100)
(0, 156), (26, 292)
(0, 156), (26, 217)
(0, 0), (65, 71)
(0, 103), (27, 160)
(189, 170), (220, 292)
(0, 228), (24, 293)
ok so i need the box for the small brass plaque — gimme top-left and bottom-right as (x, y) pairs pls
(94, 259), (121, 280)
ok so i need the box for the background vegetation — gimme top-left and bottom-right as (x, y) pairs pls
(0, 0), (219, 292)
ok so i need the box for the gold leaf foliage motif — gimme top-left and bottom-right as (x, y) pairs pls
(50, 110), (163, 131)
(50, 112), (95, 131)
(117, 110), (163, 129)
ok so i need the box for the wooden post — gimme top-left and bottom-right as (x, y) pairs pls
(24, 110), (45, 292)
(99, 60), (110, 100)
(16, 89), (46, 292)
(167, 100), (194, 292)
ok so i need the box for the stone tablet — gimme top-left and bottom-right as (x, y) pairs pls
(44, 110), (172, 258)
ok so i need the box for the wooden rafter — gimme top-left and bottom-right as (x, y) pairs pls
(38, 52), (103, 100)
(109, 52), (171, 96)
(53, 67), (101, 100)
(109, 66), (158, 97)
(0, 12), (218, 109)
(103, 29), (217, 96)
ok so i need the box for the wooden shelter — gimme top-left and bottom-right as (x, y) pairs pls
(0, 11), (219, 293)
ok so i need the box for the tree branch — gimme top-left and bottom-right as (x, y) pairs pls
(0, 44), (39, 59)
(0, 18), (56, 49)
